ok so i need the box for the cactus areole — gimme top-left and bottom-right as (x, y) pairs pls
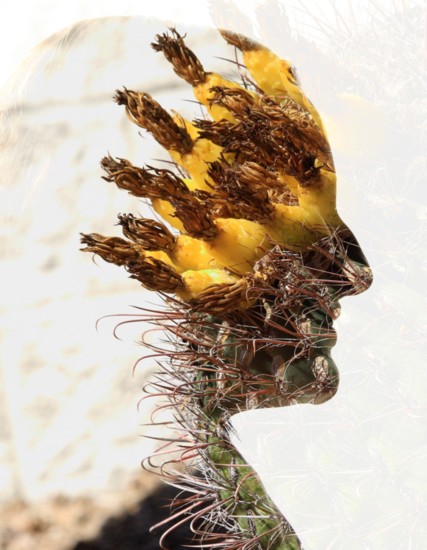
(81, 29), (372, 550)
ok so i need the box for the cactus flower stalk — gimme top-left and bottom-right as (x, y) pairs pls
(81, 28), (372, 549)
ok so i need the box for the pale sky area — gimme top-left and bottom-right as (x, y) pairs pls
(1, 1), (425, 549)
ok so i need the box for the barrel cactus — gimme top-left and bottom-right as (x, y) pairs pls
(80, 28), (372, 549)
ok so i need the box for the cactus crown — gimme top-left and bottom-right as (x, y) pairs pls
(81, 28), (372, 550)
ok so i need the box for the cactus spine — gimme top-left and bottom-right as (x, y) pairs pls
(81, 28), (372, 549)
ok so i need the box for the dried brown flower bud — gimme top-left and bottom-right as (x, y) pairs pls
(218, 29), (262, 52)
(170, 194), (218, 240)
(79, 233), (140, 266)
(151, 28), (206, 86)
(192, 190), (235, 219)
(209, 86), (256, 116)
(207, 160), (274, 222)
(190, 279), (249, 315)
(101, 156), (188, 200)
(128, 257), (184, 292)
(80, 232), (183, 293)
(193, 118), (236, 148)
(238, 162), (298, 205)
(114, 89), (192, 154)
(117, 213), (176, 252)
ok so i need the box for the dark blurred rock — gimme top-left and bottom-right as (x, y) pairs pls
(72, 482), (208, 550)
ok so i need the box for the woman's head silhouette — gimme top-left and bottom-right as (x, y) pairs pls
(81, 28), (372, 406)
(80, 27), (373, 548)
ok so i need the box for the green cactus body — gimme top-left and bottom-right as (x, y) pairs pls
(81, 28), (372, 549)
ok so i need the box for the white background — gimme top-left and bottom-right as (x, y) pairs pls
(1, 1), (426, 548)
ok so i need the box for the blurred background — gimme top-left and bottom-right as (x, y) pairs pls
(0, 1), (425, 548)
